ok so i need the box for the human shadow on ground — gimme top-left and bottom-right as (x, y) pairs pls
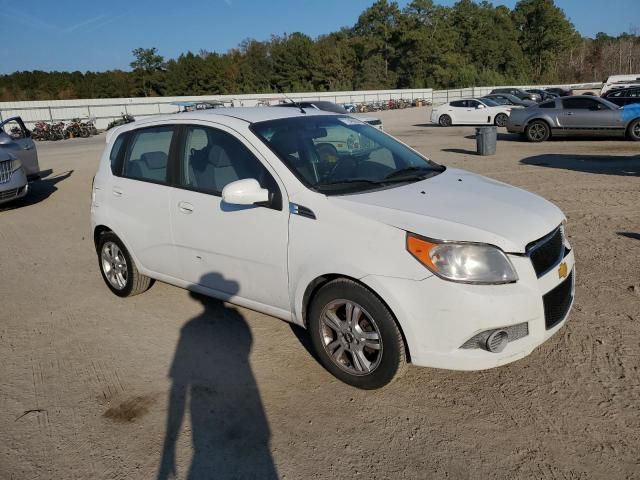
(520, 154), (640, 177)
(0, 169), (72, 211)
(617, 232), (640, 241)
(157, 273), (277, 480)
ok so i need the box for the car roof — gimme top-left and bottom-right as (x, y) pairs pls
(138, 106), (336, 125)
(104, 107), (338, 144)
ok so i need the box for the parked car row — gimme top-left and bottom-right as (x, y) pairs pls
(431, 93), (640, 143)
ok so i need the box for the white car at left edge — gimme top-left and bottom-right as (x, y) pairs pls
(431, 98), (512, 127)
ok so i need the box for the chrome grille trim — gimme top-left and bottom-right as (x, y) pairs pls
(0, 161), (12, 184)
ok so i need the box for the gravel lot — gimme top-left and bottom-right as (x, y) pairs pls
(1, 106), (639, 479)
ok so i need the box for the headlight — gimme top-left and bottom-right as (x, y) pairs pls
(406, 233), (518, 284)
(10, 158), (22, 172)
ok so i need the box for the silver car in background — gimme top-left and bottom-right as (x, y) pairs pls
(0, 116), (40, 204)
(507, 96), (640, 142)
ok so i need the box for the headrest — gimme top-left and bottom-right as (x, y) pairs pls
(269, 131), (299, 155)
(208, 145), (232, 167)
(140, 151), (167, 169)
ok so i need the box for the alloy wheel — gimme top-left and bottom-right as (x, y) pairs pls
(319, 299), (383, 375)
(529, 123), (547, 141)
(101, 241), (128, 290)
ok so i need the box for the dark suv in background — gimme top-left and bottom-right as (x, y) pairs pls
(601, 87), (640, 107)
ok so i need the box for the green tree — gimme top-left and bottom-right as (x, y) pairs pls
(512, 0), (579, 81)
(130, 47), (165, 96)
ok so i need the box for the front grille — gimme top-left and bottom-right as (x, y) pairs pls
(527, 227), (565, 277)
(0, 187), (23, 201)
(460, 322), (529, 350)
(0, 161), (12, 184)
(543, 271), (574, 330)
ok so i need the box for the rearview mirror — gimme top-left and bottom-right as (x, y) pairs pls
(222, 178), (269, 206)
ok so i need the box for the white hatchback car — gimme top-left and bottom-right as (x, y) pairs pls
(431, 98), (512, 127)
(91, 108), (575, 389)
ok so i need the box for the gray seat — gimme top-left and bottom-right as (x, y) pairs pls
(128, 151), (168, 182)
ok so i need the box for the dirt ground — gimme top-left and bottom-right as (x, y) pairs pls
(1, 106), (639, 480)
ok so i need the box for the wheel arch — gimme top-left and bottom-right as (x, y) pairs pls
(300, 273), (412, 362)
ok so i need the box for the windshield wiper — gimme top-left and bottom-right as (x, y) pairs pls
(383, 166), (438, 182)
(316, 178), (384, 188)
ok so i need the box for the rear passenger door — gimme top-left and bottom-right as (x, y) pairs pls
(109, 125), (181, 278)
(169, 124), (291, 312)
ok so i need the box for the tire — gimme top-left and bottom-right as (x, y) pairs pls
(494, 113), (508, 127)
(627, 119), (640, 141)
(439, 114), (452, 127)
(97, 232), (153, 297)
(308, 279), (407, 389)
(525, 120), (550, 142)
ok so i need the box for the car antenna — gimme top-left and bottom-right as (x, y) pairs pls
(274, 84), (305, 114)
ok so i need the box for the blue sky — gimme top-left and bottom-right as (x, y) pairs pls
(1, 0), (638, 74)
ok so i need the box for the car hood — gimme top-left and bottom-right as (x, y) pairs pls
(330, 168), (564, 252)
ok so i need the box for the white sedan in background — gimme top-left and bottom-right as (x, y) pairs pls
(431, 98), (512, 127)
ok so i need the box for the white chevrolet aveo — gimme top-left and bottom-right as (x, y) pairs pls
(91, 107), (575, 389)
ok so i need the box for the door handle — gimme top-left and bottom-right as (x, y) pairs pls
(178, 201), (194, 214)
(566, 112), (574, 116)
(23, 145), (33, 150)
(112, 188), (123, 197)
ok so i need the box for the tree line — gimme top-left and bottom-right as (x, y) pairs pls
(1, 0), (638, 102)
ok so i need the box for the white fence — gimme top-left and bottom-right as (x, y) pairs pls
(0, 82), (602, 131)
(0, 89), (433, 130)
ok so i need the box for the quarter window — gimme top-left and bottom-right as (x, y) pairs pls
(539, 101), (555, 108)
(109, 133), (127, 173)
(179, 126), (273, 196)
(122, 126), (174, 183)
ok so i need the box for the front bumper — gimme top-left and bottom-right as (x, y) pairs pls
(0, 168), (28, 205)
(362, 249), (575, 370)
(506, 121), (525, 134)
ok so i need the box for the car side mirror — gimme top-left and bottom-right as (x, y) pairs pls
(476, 104), (486, 109)
(222, 178), (269, 206)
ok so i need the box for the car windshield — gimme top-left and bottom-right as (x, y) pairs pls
(480, 97), (500, 107)
(312, 102), (349, 114)
(252, 115), (444, 195)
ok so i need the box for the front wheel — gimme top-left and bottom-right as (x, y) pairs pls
(308, 279), (407, 389)
(627, 119), (640, 141)
(98, 232), (153, 297)
(494, 113), (508, 127)
(525, 120), (550, 142)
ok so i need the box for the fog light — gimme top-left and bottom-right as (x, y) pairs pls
(486, 330), (509, 353)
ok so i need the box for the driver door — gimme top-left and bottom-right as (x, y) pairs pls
(561, 98), (622, 132)
(0, 117), (39, 177)
(169, 124), (291, 312)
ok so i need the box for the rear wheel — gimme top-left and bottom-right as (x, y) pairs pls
(98, 232), (153, 297)
(439, 114), (452, 127)
(525, 120), (550, 142)
(308, 279), (407, 389)
(494, 113), (508, 127)
(627, 119), (640, 141)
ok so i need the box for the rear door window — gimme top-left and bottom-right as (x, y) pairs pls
(122, 126), (174, 183)
(539, 100), (556, 108)
(450, 100), (465, 107)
